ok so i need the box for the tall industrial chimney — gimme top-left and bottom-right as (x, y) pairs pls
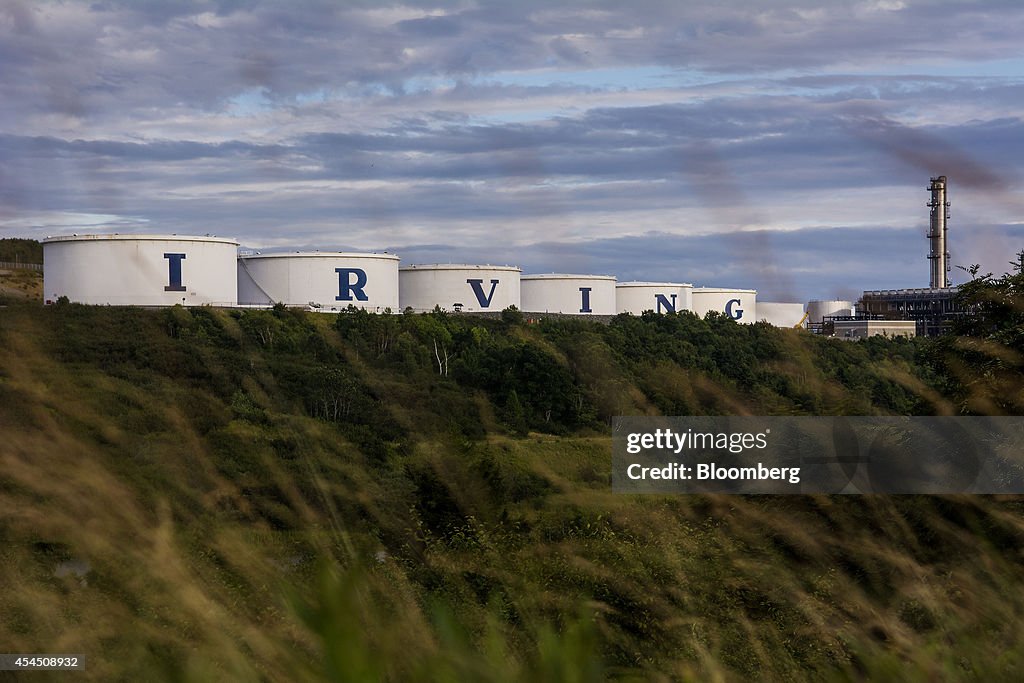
(927, 175), (950, 289)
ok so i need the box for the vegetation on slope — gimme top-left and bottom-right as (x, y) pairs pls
(920, 253), (1024, 414)
(0, 263), (1022, 680)
(0, 239), (43, 301)
(0, 268), (41, 301)
(0, 237), (43, 264)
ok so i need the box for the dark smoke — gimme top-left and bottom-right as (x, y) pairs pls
(843, 111), (1024, 278)
(843, 113), (1010, 192)
(679, 141), (798, 301)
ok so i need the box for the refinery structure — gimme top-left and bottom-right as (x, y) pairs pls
(37, 176), (971, 336)
(852, 175), (965, 336)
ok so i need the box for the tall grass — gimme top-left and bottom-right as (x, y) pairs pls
(1, 301), (1023, 680)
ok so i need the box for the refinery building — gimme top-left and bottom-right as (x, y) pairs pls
(853, 176), (965, 337)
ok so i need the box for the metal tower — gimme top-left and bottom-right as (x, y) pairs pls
(926, 175), (950, 289)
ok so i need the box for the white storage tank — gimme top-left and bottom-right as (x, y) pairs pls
(756, 302), (806, 327)
(616, 282), (693, 315)
(43, 233), (238, 306)
(806, 299), (853, 325)
(521, 274), (617, 315)
(691, 287), (757, 323)
(238, 252), (400, 312)
(399, 264), (521, 313)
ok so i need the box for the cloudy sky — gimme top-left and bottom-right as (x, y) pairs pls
(2, 0), (1023, 300)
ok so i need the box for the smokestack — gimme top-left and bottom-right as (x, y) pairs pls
(927, 175), (950, 288)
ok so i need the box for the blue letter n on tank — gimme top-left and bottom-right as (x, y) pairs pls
(655, 293), (676, 314)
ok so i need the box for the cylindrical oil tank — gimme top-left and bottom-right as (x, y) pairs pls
(756, 302), (805, 327)
(616, 282), (693, 315)
(238, 252), (400, 312)
(691, 287), (757, 323)
(521, 274), (617, 315)
(42, 233), (238, 306)
(806, 300), (853, 325)
(399, 264), (521, 313)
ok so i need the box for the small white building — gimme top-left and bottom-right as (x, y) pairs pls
(833, 320), (916, 340)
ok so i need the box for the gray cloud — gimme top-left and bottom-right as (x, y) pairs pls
(2, 1), (1023, 300)
(3, 1), (1023, 125)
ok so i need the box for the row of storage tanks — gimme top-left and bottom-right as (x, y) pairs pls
(41, 234), (848, 326)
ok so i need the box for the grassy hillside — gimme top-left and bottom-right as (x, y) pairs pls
(0, 300), (1022, 681)
(0, 267), (42, 301)
(0, 239), (43, 302)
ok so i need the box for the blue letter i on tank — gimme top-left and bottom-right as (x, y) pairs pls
(164, 253), (186, 292)
(579, 287), (592, 313)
